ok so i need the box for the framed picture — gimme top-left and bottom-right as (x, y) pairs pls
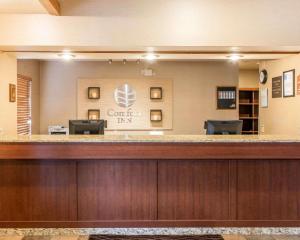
(260, 88), (268, 108)
(216, 86), (236, 109)
(9, 84), (16, 102)
(283, 69), (295, 97)
(272, 76), (282, 98)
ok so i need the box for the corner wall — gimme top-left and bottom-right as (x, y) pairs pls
(0, 53), (17, 134)
(259, 54), (300, 135)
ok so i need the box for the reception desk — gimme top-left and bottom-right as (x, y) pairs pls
(0, 135), (300, 228)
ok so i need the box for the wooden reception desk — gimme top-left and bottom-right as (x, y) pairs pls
(0, 135), (300, 228)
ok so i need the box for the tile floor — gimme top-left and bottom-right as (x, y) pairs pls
(0, 236), (300, 240)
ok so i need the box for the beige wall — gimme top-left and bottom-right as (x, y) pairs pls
(17, 60), (40, 134)
(0, 53), (17, 134)
(239, 69), (259, 89)
(260, 54), (300, 135)
(40, 61), (239, 134)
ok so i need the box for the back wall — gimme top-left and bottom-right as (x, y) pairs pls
(39, 60), (239, 134)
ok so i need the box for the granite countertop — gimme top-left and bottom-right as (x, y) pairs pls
(0, 134), (300, 143)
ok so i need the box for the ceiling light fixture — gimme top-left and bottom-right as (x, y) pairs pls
(227, 54), (243, 62)
(143, 53), (159, 62)
(58, 52), (75, 61)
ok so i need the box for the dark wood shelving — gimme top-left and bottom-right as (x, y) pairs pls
(239, 88), (259, 135)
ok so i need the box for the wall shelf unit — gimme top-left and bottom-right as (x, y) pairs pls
(239, 88), (259, 135)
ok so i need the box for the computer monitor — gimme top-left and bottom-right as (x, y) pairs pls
(204, 120), (243, 135)
(69, 120), (106, 135)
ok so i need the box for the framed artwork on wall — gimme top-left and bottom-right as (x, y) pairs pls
(283, 69), (295, 97)
(216, 86), (236, 109)
(260, 88), (268, 108)
(9, 84), (16, 102)
(272, 76), (282, 98)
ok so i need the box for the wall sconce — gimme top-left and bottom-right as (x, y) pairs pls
(88, 109), (100, 120)
(150, 109), (162, 122)
(88, 87), (100, 99)
(150, 87), (162, 100)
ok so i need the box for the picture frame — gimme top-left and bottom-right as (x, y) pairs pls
(9, 84), (16, 102)
(216, 86), (237, 110)
(260, 88), (268, 108)
(283, 69), (295, 97)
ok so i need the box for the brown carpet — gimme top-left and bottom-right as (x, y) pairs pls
(89, 235), (224, 240)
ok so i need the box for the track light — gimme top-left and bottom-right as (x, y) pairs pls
(227, 54), (243, 62)
(108, 59), (112, 64)
(58, 52), (75, 61)
(123, 59), (127, 65)
(143, 53), (159, 62)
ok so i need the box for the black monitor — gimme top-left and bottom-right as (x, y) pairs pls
(69, 120), (105, 135)
(204, 120), (243, 135)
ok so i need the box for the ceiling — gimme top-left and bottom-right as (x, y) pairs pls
(0, 0), (47, 14)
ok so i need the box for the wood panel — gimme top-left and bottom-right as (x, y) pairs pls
(0, 160), (77, 221)
(237, 160), (300, 220)
(158, 160), (230, 220)
(77, 160), (157, 220)
(1, 142), (300, 160)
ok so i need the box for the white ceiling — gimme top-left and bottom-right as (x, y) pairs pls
(0, 0), (47, 14)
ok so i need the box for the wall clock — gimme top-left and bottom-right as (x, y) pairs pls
(260, 69), (268, 84)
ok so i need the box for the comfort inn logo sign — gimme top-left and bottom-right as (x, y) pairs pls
(107, 83), (141, 124)
(114, 84), (136, 108)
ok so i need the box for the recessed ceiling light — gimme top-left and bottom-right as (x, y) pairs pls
(143, 53), (159, 61)
(58, 52), (75, 61)
(227, 54), (243, 62)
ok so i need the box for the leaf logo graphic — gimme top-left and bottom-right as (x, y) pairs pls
(114, 84), (136, 108)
